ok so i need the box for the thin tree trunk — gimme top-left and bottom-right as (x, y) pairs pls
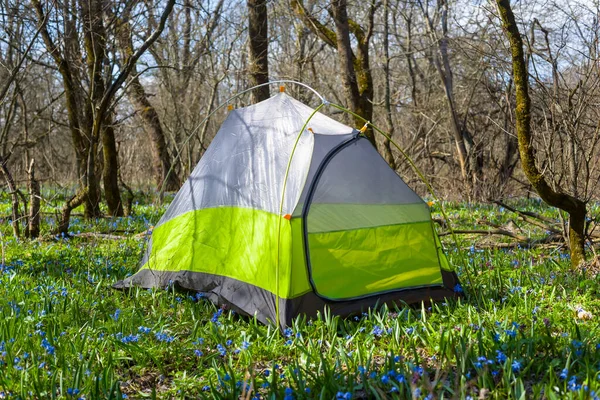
(382, 0), (397, 170)
(101, 120), (123, 216)
(247, 0), (270, 103)
(27, 159), (40, 238)
(496, 0), (587, 268)
(0, 156), (21, 238)
(115, 14), (180, 192)
(127, 75), (180, 191)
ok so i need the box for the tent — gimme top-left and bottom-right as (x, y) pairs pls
(115, 92), (459, 327)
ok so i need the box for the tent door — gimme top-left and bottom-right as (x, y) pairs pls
(302, 137), (444, 301)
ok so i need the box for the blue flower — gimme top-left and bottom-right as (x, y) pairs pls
(283, 328), (293, 338)
(111, 309), (121, 321)
(216, 344), (226, 356)
(495, 350), (507, 364)
(505, 329), (517, 338)
(194, 349), (203, 357)
(559, 368), (568, 380)
(381, 375), (390, 384)
(454, 284), (463, 293)
(154, 332), (175, 343)
(511, 360), (521, 372)
(372, 326), (384, 337)
(568, 376), (581, 391)
(264, 369), (270, 377)
(211, 309), (223, 323)
(41, 338), (55, 355)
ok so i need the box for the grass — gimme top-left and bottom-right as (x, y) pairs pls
(0, 190), (599, 399)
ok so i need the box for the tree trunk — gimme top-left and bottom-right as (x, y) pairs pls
(27, 159), (40, 238)
(496, 0), (587, 268)
(331, 0), (360, 115)
(101, 121), (123, 216)
(382, 0), (397, 170)
(0, 156), (21, 238)
(247, 0), (270, 103)
(126, 75), (180, 191)
(59, 189), (88, 235)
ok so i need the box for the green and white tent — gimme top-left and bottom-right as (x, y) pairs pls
(115, 92), (458, 327)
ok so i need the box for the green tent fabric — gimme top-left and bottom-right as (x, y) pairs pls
(114, 93), (459, 327)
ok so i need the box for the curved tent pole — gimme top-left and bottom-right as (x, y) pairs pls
(274, 103), (325, 328)
(158, 80), (326, 199)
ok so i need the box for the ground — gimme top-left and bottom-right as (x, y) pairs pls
(0, 190), (599, 399)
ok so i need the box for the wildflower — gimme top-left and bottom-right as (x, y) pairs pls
(154, 332), (175, 343)
(495, 350), (507, 364)
(568, 376), (581, 391)
(454, 284), (463, 293)
(405, 327), (414, 335)
(211, 309), (223, 323)
(241, 341), (250, 350)
(372, 326), (384, 337)
(511, 360), (521, 373)
(121, 334), (139, 344)
(559, 368), (568, 380)
(216, 344), (226, 356)
(381, 375), (390, 384)
(111, 309), (121, 321)
(194, 349), (203, 357)
(505, 329), (517, 338)
(41, 338), (55, 355)
(284, 387), (294, 400)
(283, 328), (293, 338)
(226, 339), (233, 347)
(264, 369), (270, 377)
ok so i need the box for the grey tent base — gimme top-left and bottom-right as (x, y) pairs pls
(114, 269), (459, 328)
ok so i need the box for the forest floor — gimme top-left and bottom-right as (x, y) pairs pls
(0, 190), (599, 399)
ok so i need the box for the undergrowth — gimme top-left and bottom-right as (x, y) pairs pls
(0, 191), (599, 399)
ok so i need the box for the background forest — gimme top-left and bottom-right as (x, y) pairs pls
(1, 0), (598, 211)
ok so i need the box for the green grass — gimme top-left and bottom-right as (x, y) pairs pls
(0, 191), (599, 399)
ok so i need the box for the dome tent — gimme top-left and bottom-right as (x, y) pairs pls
(115, 91), (459, 327)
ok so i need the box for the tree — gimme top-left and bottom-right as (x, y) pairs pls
(113, 5), (180, 192)
(248, 0), (270, 103)
(291, 0), (395, 167)
(496, 0), (587, 267)
(32, 0), (176, 231)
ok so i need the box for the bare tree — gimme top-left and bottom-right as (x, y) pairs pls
(291, 0), (395, 167)
(248, 0), (270, 103)
(496, 0), (588, 267)
(32, 0), (175, 232)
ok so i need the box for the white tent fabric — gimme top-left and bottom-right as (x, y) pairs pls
(157, 93), (354, 226)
